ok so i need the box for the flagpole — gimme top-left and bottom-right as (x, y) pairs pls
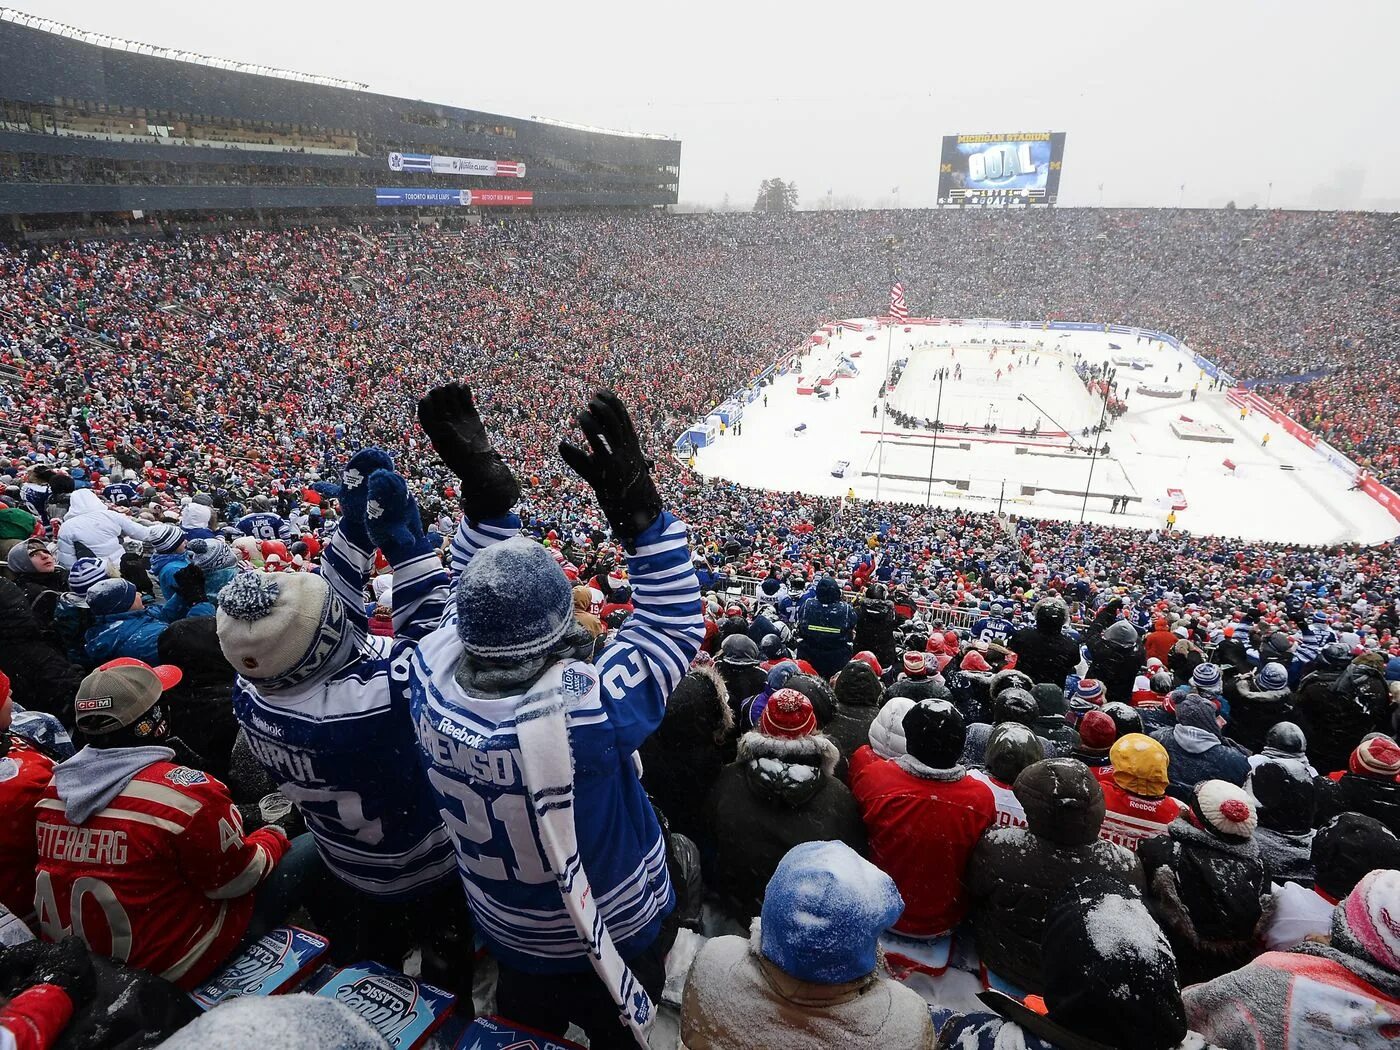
(875, 238), (896, 501)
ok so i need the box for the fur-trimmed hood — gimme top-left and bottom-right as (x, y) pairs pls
(737, 730), (840, 807)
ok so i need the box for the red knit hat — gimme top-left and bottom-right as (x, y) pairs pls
(902, 651), (927, 677)
(760, 689), (817, 739)
(1078, 710), (1118, 751)
(1351, 736), (1400, 777)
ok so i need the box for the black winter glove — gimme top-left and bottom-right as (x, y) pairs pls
(417, 384), (520, 521)
(559, 390), (663, 544)
(173, 563), (207, 606)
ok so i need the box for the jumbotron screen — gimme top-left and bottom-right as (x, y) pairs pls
(937, 131), (1067, 205)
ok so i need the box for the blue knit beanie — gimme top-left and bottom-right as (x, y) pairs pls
(760, 841), (905, 984)
(457, 538), (575, 662)
(1257, 662), (1290, 691)
(87, 578), (136, 616)
(1191, 662), (1223, 693)
(67, 557), (109, 604)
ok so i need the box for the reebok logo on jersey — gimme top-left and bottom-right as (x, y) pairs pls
(435, 715), (487, 750)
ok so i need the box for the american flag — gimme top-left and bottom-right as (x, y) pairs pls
(889, 282), (908, 322)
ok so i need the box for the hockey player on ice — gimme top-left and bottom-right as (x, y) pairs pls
(378, 384), (703, 1049)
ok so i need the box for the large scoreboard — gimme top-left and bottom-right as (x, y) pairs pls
(937, 131), (1067, 206)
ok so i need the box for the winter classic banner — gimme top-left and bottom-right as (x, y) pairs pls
(387, 152), (525, 178)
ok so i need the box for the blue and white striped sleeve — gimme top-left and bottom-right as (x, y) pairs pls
(595, 512), (705, 753)
(448, 512), (521, 577)
(320, 524), (373, 634)
(385, 534), (451, 643)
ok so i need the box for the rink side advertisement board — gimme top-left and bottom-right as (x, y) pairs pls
(937, 131), (1067, 205)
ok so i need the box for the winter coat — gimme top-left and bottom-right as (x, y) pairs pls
(1314, 771), (1400, 837)
(795, 578), (858, 679)
(1084, 614), (1144, 703)
(155, 617), (240, 782)
(1008, 624), (1080, 689)
(968, 760), (1143, 993)
(0, 936), (200, 1050)
(1030, 714), (1079, 757)
(83, 600), (204, 667)
(680, 923), (935, 1050)
(1184, 925), (1400, 1050)
(54, 489), (150, 568)
(0, 580), (84, 725)
(705, 732), (866, 923)
(1151, 725), (1251, 803)
(852, 598), (897, 670)
(639, 664), (732, 847)
(824, 663), (884, 763)
(1294, 660), (1382, 775)
(850, 754), (995, 936)
(716, 662), (767, 727)
(1222, 679), (1293, 755)
(1253, 827), (1315, 887)
(1139, 818), (1268, 984)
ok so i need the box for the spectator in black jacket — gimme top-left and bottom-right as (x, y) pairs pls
(1314, 735), (1400, 837)
(852, 582), (897, 671)
(825, 659), (884, 763)
(1296, 645), (1387, 774)
(1140, 780), (1268, 984)
(1249, 757), (1317, 886)
(0, 578), (84, 727)
(1084, 602), (1144, 703)
(1008, 596), (1080, 688)
(704, 688), (866, 923)
(639, 664), (732, 849)
(967, 758), (1143, 993)
(1224, 661), (1294, 754)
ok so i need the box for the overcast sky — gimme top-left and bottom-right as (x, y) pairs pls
(23, 0), (1400, 210)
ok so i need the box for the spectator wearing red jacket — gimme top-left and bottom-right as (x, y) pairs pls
(1096, 733), (1185, 852)
(0, 669), (56, 921)
(849, 699), (994, 936)
(32, 660), (317, 989)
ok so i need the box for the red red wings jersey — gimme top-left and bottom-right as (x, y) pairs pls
(1096, 773), (1184, 852)
(33, 761), (289, 989)
(0, 739), (55, 919)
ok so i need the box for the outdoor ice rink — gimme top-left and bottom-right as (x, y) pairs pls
(688, 323), (1399, 545)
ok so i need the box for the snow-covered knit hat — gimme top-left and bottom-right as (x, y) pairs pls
(1342, 869), (1400, 973)
(902, 651), (927, 677)
(1074, 678), (1105, 706)
(1193, 780), (1257, 839)
(902, 699), (966, 770)
(148, 523), (185, 555)
(759, 841), (905, 984)
(1256, 662), (1290, 692)
(1351, 736), (1400, 777)
(186, 537), (237, 572)
(456, 538), (574, 663)
(66, 557), (109, 606)
(760, 688), (816, 739)
(217, 571), (354, 689)
(1190, 662), (1223, 694)
(86, 578), (136, 616)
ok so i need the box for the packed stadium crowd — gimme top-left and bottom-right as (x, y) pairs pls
(0, 208), (1399, 1048)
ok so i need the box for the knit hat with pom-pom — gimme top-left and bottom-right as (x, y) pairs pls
(1351, 735), (1400, 778)
(216, 571), (355, 689)
(760, 688), (817, 739)
(1341, 869), (1400, 973)
(1192, 779), (1257, 840)
(456, 538), (574, 663)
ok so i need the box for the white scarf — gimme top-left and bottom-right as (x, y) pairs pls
(513, 661), (654, 1047)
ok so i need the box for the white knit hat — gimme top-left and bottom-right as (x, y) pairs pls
(216, 572), (356, 688)
(1194, 779), (1257, 839)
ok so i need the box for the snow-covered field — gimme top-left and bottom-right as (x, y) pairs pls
(690, 323), (1397, 545)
